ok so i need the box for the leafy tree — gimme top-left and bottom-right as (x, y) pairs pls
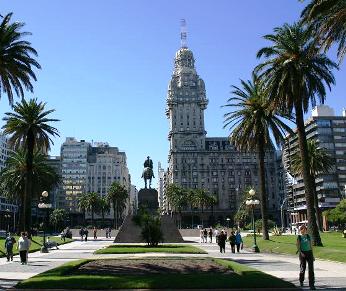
(223, 73), (293, 239)
(324, 199), (346, 228)
(0, 149), (59, 231)
(50, 208), (68, 232)
(301, 0), (346, 62)
(291, 140), (334, 231)
(0, 13), (41, 105)
(106, 182), (128, 229)
(2, 98), (59, 232)
(255, 22), (337, 245)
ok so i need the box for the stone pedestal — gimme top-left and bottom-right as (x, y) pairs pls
(138, 188), (159, 211)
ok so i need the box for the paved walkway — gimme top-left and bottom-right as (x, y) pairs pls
(0, 236), (345, 290)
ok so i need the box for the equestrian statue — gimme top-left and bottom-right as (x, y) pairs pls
(141, 156), (155, 188)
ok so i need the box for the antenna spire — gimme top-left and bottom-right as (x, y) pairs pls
(180, 19), (187, 48)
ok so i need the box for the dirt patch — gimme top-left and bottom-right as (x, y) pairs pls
(74, 258), (233, 275)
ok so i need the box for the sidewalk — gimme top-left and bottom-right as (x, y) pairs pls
(186, 236), (346, 290)
(1, 236), (345, 290)
(0, 238), (113, 290)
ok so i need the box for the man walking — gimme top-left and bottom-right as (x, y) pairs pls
(297, 225), (315, 290)
(218, 230), (227, 253)
(4, 233), (15, 262)
(17, 232), (30, 265)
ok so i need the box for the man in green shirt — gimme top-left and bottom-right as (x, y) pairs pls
(296, 225), (315, 290)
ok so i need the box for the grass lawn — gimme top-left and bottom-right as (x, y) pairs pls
(0, 236), (73, 258)
(95, 244), (206, 254)
(243, 231), (346, 263)
(16, 258), (296, 289)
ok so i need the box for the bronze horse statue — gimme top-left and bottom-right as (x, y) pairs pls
(142, 156), (155, 188)
(142, 167), (154, 188)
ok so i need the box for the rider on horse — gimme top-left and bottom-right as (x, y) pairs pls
(142, 156), (155, 188)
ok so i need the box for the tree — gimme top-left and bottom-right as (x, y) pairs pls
(0, 149), (59, 231)
(50, 208), (68, 232)
(78, 192), (102, 226)
(98, 196), (110, 227)
(186, 189), (199, 228)
(2, 98), (59, 232)
(301, 0), (346, 62)
(166, 184), (187, 228)
(0, 13), (41, 105)
(255, 22), (337, 245)
(106, 182), (128, 229)
(291, 140), (334, 231)
(223, 74), (293, 240)
(324, 199), (346, 228)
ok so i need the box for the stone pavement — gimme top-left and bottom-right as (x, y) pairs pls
(0, 236), (345, 290)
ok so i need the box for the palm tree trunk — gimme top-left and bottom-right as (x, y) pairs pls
(257, 141), (269, 240)
(312, 176), (323, 231)
(24, 130), (35, 233)
(91, 207), (94, 226)
(113, 201), (117, 229)
(294, 101), (322, 246)
(101, 209), (105, 228)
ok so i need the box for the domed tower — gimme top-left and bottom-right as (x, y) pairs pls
(166, 23), (208, 185)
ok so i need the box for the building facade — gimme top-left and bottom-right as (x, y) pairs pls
(61, 137), (91, 213)
(0, 132), (17, 231)
(165, 45), (283, 225)
(283, 105), (346, 225)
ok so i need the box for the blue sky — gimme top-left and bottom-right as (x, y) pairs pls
(1, 1), (345, 189)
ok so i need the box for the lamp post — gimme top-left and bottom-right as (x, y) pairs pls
(245, 188), (260, 253)
(4, 209), (11, 232)
(226, 217), (231, 229)
(38, 191), (52, 253)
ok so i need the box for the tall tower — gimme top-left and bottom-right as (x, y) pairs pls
(166, 23), (208, 185)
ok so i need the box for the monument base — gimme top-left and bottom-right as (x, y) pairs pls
(138, 188), (159, 211)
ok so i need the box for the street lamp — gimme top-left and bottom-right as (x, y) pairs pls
(226, 217), (231, 228)
(4, 209), (11, 232)
(245, 188), (260, 253)
(38, 191), (52, 253)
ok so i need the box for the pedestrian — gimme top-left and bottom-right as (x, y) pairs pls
(17, 232), (30, 265)
(203, 228), (208, 243)
(208, 228), (213, 243)
(296, 225), (315, 290)
(228, 230), (236, 253)
(218, 230), (227, 253)
(214, 228), (219, 244)
(108, 227), (112, 238)
(93, 227), (97, 240)
(84, 228), (89, 241)
(200, 229), (204, 243)
(105, 228), (109, 238)
(79, 227), (84, 241)
(235, 230), (243, 253)
(4, 233), (16, 262)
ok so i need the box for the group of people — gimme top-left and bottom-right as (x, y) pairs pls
(4, 232), (31, 265)
(199, 228), (243, 254)
(79, 227), (112, 241)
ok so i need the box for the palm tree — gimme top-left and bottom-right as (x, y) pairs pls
(166, 184), (187, 228)
(0, 149), (59, 230)
(195, 188), (210, 228)
(291, 140), (334, 231)
(98, 196), (110, 227)
(301, 0), (346, 62)
(78, 192), (89, 225)
(223, 74), (293, 240)
(187, 189), (198, 228)
(2, 98), (59, 232)
(255, 22), (337, 245)
(85, 192), (100, 226)
(106, 182), (128, 229)
(0, 13), (41, 105)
